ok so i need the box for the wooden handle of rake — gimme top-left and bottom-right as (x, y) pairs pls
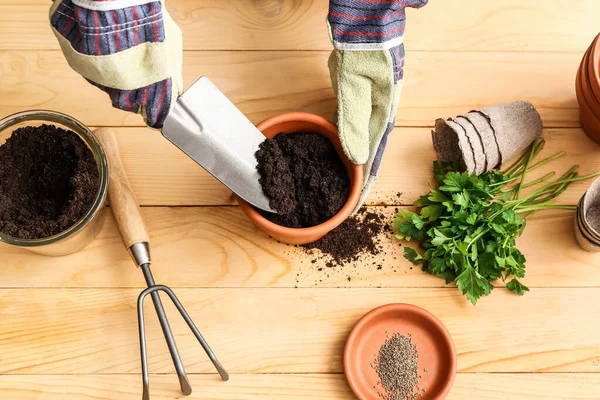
(93, 128), (150, 251)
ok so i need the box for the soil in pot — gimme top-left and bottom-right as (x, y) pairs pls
(256, 131), (350, 228)
(0, 124), (100, 239)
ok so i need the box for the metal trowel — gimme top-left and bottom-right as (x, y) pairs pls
(161, 76), (274, 213)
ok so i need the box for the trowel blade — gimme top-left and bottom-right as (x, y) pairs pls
(162, 77), (274, 213)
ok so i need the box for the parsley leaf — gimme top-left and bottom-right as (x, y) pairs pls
(506, 278), (530, 295)
(421, 204), (445, 221)
(404, 247), (423, 264)
(456, 264), (494, 305)
(439, 172), (470, 192)
(452, 191), (470, 208)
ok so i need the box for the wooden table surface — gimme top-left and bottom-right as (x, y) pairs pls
(2, 1), (600, 399)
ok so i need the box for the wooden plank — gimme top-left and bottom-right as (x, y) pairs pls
(0, 374), (351, 400)
(0, 50), (580, 128)
(0, 373), (599, 399)
(2, 1), (599, 51)
(0, 288), (599, 374)
(0, 206), (600, 289)
(450, 374), (600, 399)
(0, 125), (590, 207)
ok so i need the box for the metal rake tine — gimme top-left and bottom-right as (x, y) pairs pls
(147, 292), (193, 394)
(137, 288), (152, 400)
(140, 264), (192, 395)
(137, 286), (193, 400)
(137, 285), (230, 400)
(155, 285), (230, 381)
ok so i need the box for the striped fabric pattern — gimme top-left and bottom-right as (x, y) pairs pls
(389, 43), (405, 83)
(88, 78), (172, 128)
(329, 0), (425, 83)
(50, 0), (171, 127)
(371, 121), (395, 176)
(328, 0), (427, 46)
(51, 0), (165, 56)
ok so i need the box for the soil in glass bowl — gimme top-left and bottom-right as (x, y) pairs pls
(0, 124), (100, 239)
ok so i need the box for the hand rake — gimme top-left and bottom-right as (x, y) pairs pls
(94, 128), (229, 400)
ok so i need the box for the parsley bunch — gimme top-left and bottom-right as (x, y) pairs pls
(393, 139), (600, 305)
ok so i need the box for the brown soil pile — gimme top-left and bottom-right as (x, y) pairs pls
(303, 209), (386, 267)
(256, 132), (350, 227)
(0, 124), (99, 239)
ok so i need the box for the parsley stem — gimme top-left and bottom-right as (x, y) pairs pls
(495, 151), (564, 191)
(504, 139), (545, 177)
(467, 228), (489, 249)
(519, 172), (556, 190)
(513, 138), (538, 200)
(524, 151), (566, 173)
(501, 172), (556, 197)
(524, 169), (600, 199)
(490, 170), (575, 217)
(490, 177), (518, 187)
(524, 168), (577, 196)
(523, 186), (571, 206)
(504, 146), (565, 184)
(522, 171), (577, 205)
(516, 205), (576, 213)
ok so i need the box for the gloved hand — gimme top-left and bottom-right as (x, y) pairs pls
(49, 0), (183, 128)
(328, 0), (428, 212)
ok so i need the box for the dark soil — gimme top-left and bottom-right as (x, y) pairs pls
(290, 207), (407, 286)
(0, 124), (100, 239)
(303, 209), (386, 267)
(256, 132), (350, 227)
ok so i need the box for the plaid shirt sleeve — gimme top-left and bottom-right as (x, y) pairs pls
(328, 0), (428, 82)
(50, 0), (179, 128)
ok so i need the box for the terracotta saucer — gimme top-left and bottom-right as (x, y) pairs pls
(344, 304), (457, 400)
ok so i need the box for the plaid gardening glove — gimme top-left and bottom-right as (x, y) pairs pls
(328, 0), (428, 212)
(49, 0), (183, 128)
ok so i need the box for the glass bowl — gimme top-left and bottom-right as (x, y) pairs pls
(0, 110), (109, 256)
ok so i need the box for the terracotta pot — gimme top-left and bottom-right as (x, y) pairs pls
(576, 52), (600, 144)
(237, 112), (364, 245)
(578, 34), (600, 144)
(587, 33), (600, 103)
(580, 45), (600, 116)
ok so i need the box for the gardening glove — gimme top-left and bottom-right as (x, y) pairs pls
(49, 0), (183, 128)
(328, 0), (428, 212)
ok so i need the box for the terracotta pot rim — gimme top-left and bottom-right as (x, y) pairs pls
(237, 112), (364, 244)
(344, 303), (457, 400)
